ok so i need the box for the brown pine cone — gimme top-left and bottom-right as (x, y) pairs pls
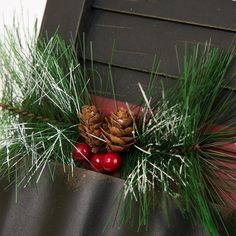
(101, 108), (134, 152)
(78, 105), (105, 153)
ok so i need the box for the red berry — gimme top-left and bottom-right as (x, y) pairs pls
(72, 143), (91, 161)
(102, 152), (122, 172)
(90, 154), (104, 172)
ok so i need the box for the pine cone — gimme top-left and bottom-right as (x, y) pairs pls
(102, 108), (134, 152)
(78, 105), (105, 153)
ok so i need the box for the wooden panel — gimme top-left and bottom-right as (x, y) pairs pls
(40, 0), (94, 43)
(89, 62), (176, 104)
(85, 9), (236, 88)
(93, 0), (236, 32)
(89, 62), (236, 123)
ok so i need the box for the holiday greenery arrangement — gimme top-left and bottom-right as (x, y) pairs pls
(0, 24), (236, 236)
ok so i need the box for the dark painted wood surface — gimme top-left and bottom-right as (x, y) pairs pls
(89, 62), (176, 103)
(40, 0), (236, 95)
(93, 0), (236, 32)
(40, 0), (94, 43)
(85, 9), (236, 87)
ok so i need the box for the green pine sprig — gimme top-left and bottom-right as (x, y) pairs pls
(0, 23), (91, 187)
(119, 43), (236, 236)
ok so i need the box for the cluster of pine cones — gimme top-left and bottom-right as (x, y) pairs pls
(78, 105), (134, 153)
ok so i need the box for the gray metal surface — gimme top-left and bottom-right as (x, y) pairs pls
(0, 165), (209, 236)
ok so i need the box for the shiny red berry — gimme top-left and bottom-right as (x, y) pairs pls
(90, 154), (104, 172)
(72, 143), (91, 161)
(102, 152), (122, 172)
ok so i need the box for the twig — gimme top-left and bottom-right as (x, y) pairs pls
(0, 102), (61, 124)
